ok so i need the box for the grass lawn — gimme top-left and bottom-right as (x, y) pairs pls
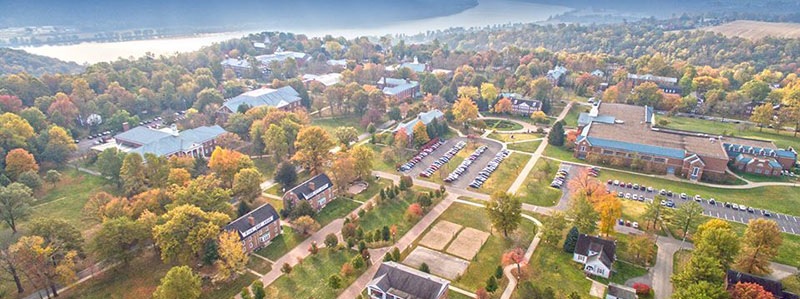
(673, 249), (692, 274)
(562, 104), (588, 128)
(253, 158), (277, 179)
(315, 198), (361, 226)
(658, 115), (800, 150)
(61, 252), (256, 299)
(516, 159), (562, 207)
(312, 115), (365, 134)
(543, 144), (582, 164)
(479, 153), (530, 195)
(247, 256), (273, 275)
(734, 169), (798, 183)
(517, 242), (592, 298)
(352, 178), (391, 202)
(487, 132), (543, 143)
(366, 144), (415, 173)
(607, 261), (649, 285)
(255, 225), (309, 261)
(783, 275), (800, 294)
(449, 291), (474, 299)
(266, 248), (364, 299)
(507, 140), (543, 153)
(596, 169), (800, 216)
(265, 171), (312, 196)
(484, 119), (524, 131)
(358, 189), (439, 241)
(430, 203), (537, 292)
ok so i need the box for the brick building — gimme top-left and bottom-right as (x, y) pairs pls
(376, 77), (420, 101)
(223, 203), (281, 254)
(217, 86), (302, 121)
(282, 173), (335, 212)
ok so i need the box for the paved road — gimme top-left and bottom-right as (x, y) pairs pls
(605, 178), (800, 236)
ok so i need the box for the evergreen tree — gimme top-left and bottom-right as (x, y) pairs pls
(485, 276), (498, 293)
(548, 121), (565, 146)
(420, 263), (430, 273)
(563, 226), (580, 253)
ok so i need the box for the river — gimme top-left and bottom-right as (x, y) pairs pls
(16, 0), (571, 64)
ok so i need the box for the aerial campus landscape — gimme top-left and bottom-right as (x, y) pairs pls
(4, 1), (800, 299)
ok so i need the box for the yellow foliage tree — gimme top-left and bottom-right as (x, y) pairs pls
(4, 148), (38, 180)
(594, 195), (622, 236)
(412, 121), (430, 147)
(208, 147), (254, 188)
(215, 230), (248, 282)
(453, 97), (479, 124)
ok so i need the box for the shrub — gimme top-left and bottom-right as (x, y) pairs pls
(324, 233), (339, 248)
(632, 283), (651, 295)
(404, 203), (424, 221)
(485, 276), (498, 293)
(340, 263), (354, 277)
(416, 194), (432, 208)
(351, 255), (365, 269)
(327, 274), (342, 289)
(420, 263), (430, 273)
(281, 262), (292, 274)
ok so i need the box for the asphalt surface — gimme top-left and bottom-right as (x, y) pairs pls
(604, 177), (800, 236)
(399, 137), (504, 189)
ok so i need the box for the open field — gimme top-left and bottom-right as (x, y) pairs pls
(255, 226), (309, 260)
(516, 159), (563, 206)
(517, 241), (591, 298)
(478, 152), (529, 194)
(507, 140), (542, 153)
(698, 20), (800, 40)
(314, 199), (361, 226)
(311, 115), (365, 134)
(562, 104), (587, 128)
(358, 188), (440, 243)
(487, 132), (542, 143)
(484, 119), (523, 131)
(658, 115), (800, 150)
(266, 248), (365, 299)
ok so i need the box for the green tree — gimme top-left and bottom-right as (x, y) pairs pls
(27, 218), (84, 254)
(695, 219), (740, 269)
(563, 226), (580, 253)
(324, 233), (339, 248)
(120, 153), (147, 197)
(274, 162), (298, 190)
(541, 212), (567, 245)
(152, 205), (230, 264)
(0, 183), (34, 233)
(735, 219), (782, 275)
(672, 201), (704, 240)
(170, 175), (234, 215)
(42, 126), (77, 165)
(750, 103), (774, 131)
(485, 275), (498, 293)
(152, 266), (202, 299)
(233, 168), (263, 204)
(548, 121), (565, 146)
(420, 262), (430, 273)
(252, 280), (266, 299)
(643, 195), (672, 230)
(485, 192), (522, 238)
(350, 145), (375, 179)
(44, 170), (61, 187)
(96, 148), (125, 186)
(672, 281), (728, 299)
(333, 126), (359, 150)
(630, 82), (665, 107)
(567, 195), (598, 234)
(328, 274), (342, 289)
(263, 124), (289, 163)
(91, 216), (147, 265)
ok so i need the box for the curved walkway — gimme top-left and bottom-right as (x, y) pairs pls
(479, 116), (539, 134)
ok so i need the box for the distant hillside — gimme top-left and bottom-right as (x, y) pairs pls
(699, 20), (800, 40)
(0, 48), (84, 76)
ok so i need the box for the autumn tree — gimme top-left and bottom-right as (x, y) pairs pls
(120, 153), (147, 197)
(0, 183), (34, 233)
(292, 126), (335, 175)
(485, 192), (522, 238)
(91, 216), (148, 265)
(627, 234), (656, 266)
(452, 97), (479, 125)
(729, 282), (776, 299)
(412, 121), (430, 147)
(294, 215), (320, 235)
(568, 195), (599, 234)
(480, 82), (499, 104)
(0, 113), (35, 152)
(568, 168), (606, 199)
(630, 82), (665, 107)
(671, 201), (704, 240)
(333, 126), (359, 150)
(5, 148), (38, 180)
(152, 205), (230, 264)
(541, 212), (567, 245)
(27, 217), (84, 255)
(153, 266), (202, 299)
(393, 128), (409, 149)
(167, 168), (192, 186)
(350, 145), (375, 179)
(10, 236), (78, 297)
(595, 195), (622, 236)
(735, 219), (782, 275)
(215, 230), (248, 282)
(170, 175), (234, 215)
(750, 103), (774, 131)
(42, 125), (77, 166)
(502, 247), (525, 277)
(233, 168), (263, 204)
(263, 124), (289, 163)
(208, 147), (255, 188)
(494, 97), (513, 114)
(330, 152), (357, 192)
(643, 195), (672, 230)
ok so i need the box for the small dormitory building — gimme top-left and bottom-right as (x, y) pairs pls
(726, 270), (799, 299)
(217, 86), (302, 120)
(606, 283), (638, 299)
(282, 173), (335, 212)
(574, 101), (797, 181)
(572, 234), (616, 279)
(223, 203), (281, 254)
(112, 124), (226, 158)
(499, 92), (542, 116)
(624, 73), (681, 94)
(393, 109), (445, 141)
(376, 77), (420, 101)
(367, 262), (450, 299)
(547, 66), (567, 85)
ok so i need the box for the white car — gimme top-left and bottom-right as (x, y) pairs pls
(632, 222), (639, 229)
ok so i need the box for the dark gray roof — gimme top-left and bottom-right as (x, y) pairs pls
(287, 173), (333, 201)
(370, 262), (449, 299)
(607, 283), (638, 299)
(726, 270), (798, 299)
(575, 234), (616, 268)
(224, 203), (279, 239)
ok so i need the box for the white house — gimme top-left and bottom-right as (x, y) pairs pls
(572, 234), (616, 279)
(367, 262), (450, 299)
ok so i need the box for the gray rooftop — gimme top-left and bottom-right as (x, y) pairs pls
(369, 262), (449, 299)
(222, 86), (301, 112)
(116, 125), (226, 156)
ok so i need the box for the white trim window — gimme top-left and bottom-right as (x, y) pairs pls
(259, 231), (271, 243)
(692, 167), (700, 176)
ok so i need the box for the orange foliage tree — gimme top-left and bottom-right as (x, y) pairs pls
(5, 148), (38, 180)
(208, 147), (254, 188)
(493, 97), (513, 114)
(729, 282), (776, 299)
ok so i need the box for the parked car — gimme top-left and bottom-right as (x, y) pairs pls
(764, 210), (772, 217)
(680, 193), (688, 200)
(708, 198), (716, 205)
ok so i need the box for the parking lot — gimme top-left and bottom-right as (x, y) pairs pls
(604, 176), (800, 235)
(400, 137), (503, 189)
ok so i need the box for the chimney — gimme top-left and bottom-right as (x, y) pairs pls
(247, 216), (255, 226)
(122, 122), (130, 132)
(308, 181), (316, 191)
(170, 124), (179, 137)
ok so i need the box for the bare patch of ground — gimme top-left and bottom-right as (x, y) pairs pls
(418, 221), (462, 251)
(403, 246), (469, 280)
(446, 227), (490, 260)
(698, 20), (800, 40)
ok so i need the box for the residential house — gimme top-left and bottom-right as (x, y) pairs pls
(499, 93), (542, 115)
(377, 77), (420, 101)
(217, 86), (302, 120)
(393, 109), (444, 142)
(726, 270), (799, 299)
(625, 74), (681, 94)
(606, 283), (638, 299)
(547, 66), (568, 85)
(572, 234), (616, 279)
(574, 101), (797, 181)
(367, 262), (450, 299)
(112, 124), (226, 158)
(302, 73), (342, 87)
(224, 203), (281, 254)
(282, 173), (335, 212)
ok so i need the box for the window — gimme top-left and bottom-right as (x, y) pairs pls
(259, 231), (271, 243)
(317, 196), (327, 207)
(248, 242), (253, 249)
(653, 158), (666, 163)
(598, 268), (604, 274)
(692, 167), (700, 176)
(602, 149), (614, 155)
(580, 146), (586, 152)
(641, 156), (652, 161)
